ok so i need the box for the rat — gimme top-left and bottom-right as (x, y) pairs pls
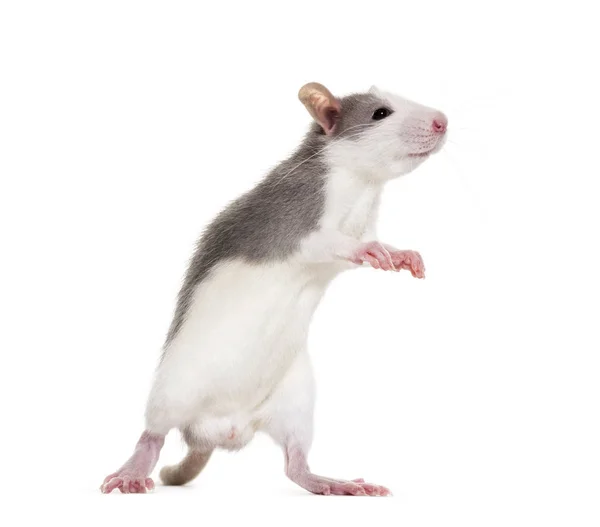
(100, 82), (447, 496)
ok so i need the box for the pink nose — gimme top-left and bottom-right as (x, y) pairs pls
(432, 114), (448, 133)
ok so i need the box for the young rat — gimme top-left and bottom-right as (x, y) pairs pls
(101, 82), (447, 496)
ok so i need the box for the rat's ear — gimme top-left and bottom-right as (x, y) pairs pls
(369, 85), (383, 96)
(298, 82), (341, 135)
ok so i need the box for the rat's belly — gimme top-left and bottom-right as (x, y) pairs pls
(158, 259), (329, 412)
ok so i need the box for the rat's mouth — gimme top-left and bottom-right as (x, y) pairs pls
(407, 142), (443, 158)
(407, 150), (432, 158)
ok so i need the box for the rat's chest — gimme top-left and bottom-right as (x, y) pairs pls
(322, 170), (382, 238)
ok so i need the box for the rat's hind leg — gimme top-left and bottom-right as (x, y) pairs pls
(262, 352), (391, 497)
(100, 398), (178, 494)
(101, 348), (200, 494)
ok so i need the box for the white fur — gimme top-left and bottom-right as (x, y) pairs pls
(299, 167), (382, 266)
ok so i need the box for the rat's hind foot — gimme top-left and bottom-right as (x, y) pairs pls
(293, 473), (391, 496)
(285, 445), (391, 497)
(101, 473), (155, 494)
(100, 430), (165, 494)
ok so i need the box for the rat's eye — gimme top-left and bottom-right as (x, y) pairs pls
(372, 107), (392, 120)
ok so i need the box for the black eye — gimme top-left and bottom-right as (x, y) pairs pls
(372, 107), (392, 120)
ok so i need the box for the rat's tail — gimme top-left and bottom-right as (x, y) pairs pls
(159, 448), (212, 486)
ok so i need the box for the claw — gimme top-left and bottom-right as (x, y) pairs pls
(101, 475), (154, 494)
(388, 249), (426, 279)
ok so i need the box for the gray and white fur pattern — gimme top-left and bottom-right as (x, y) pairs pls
(101, 83), (448, 496)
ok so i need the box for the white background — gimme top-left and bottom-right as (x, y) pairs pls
(1, 1), (598, 525)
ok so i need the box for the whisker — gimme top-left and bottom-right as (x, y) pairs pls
(439, 149), (486, 220)
(445, 96), (499, 115)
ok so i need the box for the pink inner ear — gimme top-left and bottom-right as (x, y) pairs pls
(322, 108), (339, 135)
(302, 88), (341, 135)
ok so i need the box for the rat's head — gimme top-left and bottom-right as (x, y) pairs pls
(299, 82), (447, 180)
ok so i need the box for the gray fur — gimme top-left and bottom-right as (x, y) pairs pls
(331, 93), (388, 140)
(164, 91), (387, 347)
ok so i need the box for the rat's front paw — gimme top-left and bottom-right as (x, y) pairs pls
(389, 250), (425, 278)
(350, 241), (395, 271)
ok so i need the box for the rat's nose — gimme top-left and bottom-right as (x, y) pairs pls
(432, 114), (448, 134)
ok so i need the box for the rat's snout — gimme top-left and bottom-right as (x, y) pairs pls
(431, 113), (448, 134)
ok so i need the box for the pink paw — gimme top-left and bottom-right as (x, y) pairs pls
(349, 478), (392, 497)
(101, 472), (155, 494)
(351, 242), (395, 271)
(389, 250), (425, 278)
(302, 474), (391, 496)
